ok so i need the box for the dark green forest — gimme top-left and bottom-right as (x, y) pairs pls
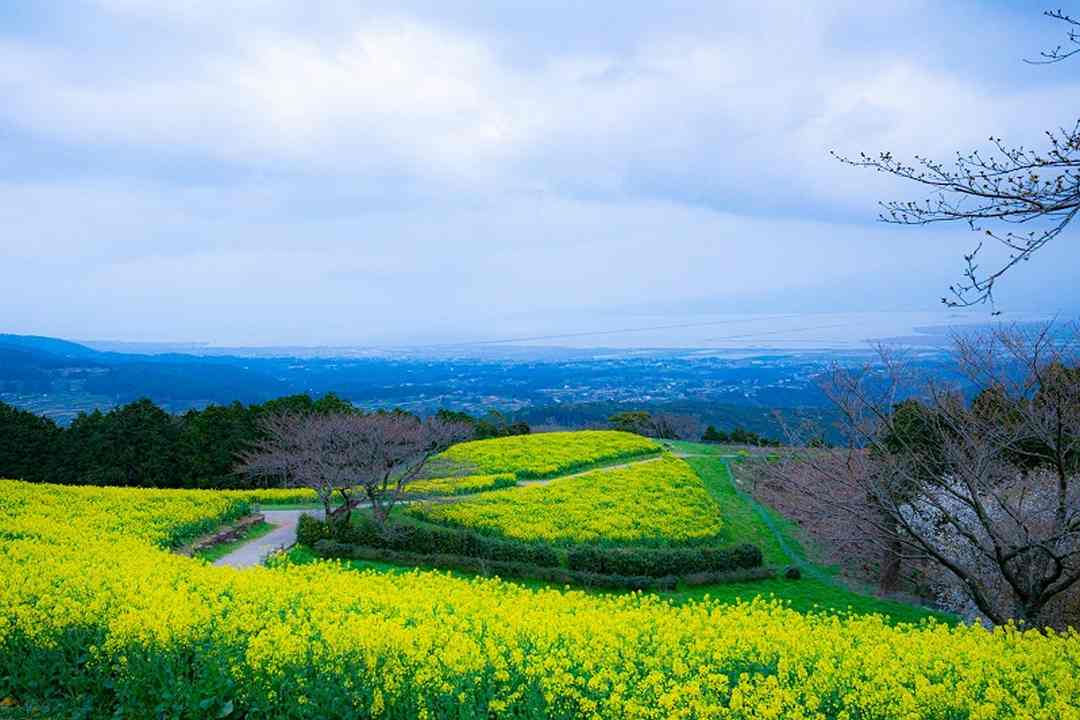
(0, 396), (531, 489)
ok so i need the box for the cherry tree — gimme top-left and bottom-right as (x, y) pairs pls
(238, 411), (471, 527)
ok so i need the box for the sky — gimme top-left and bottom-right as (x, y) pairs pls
(1, 1), (1078, 347)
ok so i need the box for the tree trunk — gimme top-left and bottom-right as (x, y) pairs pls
(879, 534), (904, 594)
(1020, 599), (1046, 629)
(337, 487), (353, 526)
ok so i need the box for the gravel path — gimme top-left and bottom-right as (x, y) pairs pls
(213, 509), (323, 568)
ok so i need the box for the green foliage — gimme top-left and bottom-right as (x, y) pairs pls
(878, 399), (949, 483)
(1019, 363), (1080, 472)
(176, 401), (259, 488)
(435, 409), (531, 440)
(702, 424), (781, 446)
(329, 514), (563, 567)
(306, 510), (761, 580)
(0, 393), (390, 490)
(312, 540), (689, 591)
(64, 399), (182, 487)
(882, 363), (1080, 476)
(297, 513), (335, 547)
(565, 543), (762, 576)
(259, 391), (356, 417)
(608, 410), (653, 434)
(0, 403), (62, 483)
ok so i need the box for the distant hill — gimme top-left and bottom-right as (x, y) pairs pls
(0, 333), (284, 419)
(0, 334), (104, 361)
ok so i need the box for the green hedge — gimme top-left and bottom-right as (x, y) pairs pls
(311, 540), (679, 591)
(300, 515), (765, 581)
(323, 515), (562, 568)
(311, 540), (776, 590)
(565, 543), (762, 576)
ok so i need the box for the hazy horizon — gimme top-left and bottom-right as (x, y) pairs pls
(63, 309), (1066, 356)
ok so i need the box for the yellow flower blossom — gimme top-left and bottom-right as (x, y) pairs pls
(0, 477), (1078, 719)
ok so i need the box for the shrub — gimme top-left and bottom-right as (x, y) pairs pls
(311, 541), (681, 591)
(566, 543), (762, 576)
(308, 515), (763, 579)
(325, 516), (561, 568)
(297, 513), (334, 546)
(681, 567), (777, 585)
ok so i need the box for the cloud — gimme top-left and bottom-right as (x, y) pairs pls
(6, 4), (1073, 195)
(0, 1), (1077, 343)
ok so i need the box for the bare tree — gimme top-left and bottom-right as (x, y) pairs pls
(772, 324), (1080, 627)
(608, 410), (703, 440)
(650, 412), (705, 441)
(834, 9), (1080, 308)
(237, 412), (471, 528)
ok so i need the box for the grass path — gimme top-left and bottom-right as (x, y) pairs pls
(514, 454), (664, 487)
(717, 457), (832, 582)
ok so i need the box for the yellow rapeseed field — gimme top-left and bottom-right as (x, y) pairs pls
(437, 430), (660, 478)
(410, 456), (725, 545)
(1, 478), (1078, 719)
(220, 486), (320, 505)
(406, 472), (518, 496)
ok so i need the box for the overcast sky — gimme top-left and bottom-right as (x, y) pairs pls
(2, 1), (1078, 346)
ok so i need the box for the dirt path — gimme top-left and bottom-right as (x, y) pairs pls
(213, 509), (323, 568)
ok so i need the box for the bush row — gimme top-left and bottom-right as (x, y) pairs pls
(299, 515), (765, 579)
(311, 540), (777, 591)
(566, 543), (763, 576)
(304, 515), (562, 567)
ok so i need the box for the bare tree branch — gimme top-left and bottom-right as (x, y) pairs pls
(833, 10), (1080, 309)
(236, 411), (471, 528)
